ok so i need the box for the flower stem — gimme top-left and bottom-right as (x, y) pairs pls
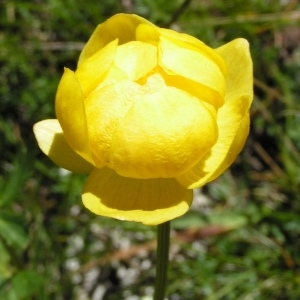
(153, 221), (170, 300)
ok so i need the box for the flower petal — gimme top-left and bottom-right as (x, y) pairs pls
(75, 39), (118, 96)
(159, 36), (226, 107)
(215, 38), (253, 102)
(135, 23), (160, 43)
(114, 41), (157, 81)
(55, 68), (93, 164)
(111, 85), (217, 179)
(176, 39), (253, 189)
(82, 167), (193, 225)
(160, 70), (223, 109)
(95, 65), (129, 90)
(158, 28), (227, 76)
(176, 95), (251, 189)
(136, 25), (227, 78)
(33, 119), (94, 173)
(78, 14), (153, 66)
(85, 80), (144, 168)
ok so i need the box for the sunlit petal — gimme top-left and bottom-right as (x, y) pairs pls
(111, 85), (217, 179)
(55, 68), (93, 164)
(114, 41), (157, 81)
(82, 167), (193, 225)
(159, 36), (226, 107)
(75, 39), (118, 96)
(33, 119), (94, 173)
(78, 14), (153, 66)
(159, 28), (227, 76)
(215, 38), (253, 103)
(135, 23), (160, 43)
(137, 25), (227, 78)
(176, 38), (253, 189)
(85, 80), (144, 168)
(176, 95), (251, 189)
(160, 70), (223, 109)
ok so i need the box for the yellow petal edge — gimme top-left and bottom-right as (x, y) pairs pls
(82, 167), (193, 225)
(33, 119), (94, 174)
(176, 38), (253, 189)
(55, 68), (93, 164)
(78, 14), (154, 66)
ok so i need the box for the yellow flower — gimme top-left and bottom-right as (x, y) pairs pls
(33, 14), (253, 225)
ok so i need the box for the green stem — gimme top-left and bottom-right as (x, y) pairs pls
(153, 221), (170, 300)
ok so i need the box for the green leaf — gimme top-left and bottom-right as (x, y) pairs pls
(0, 151), (32, 208)
(172, 210), (206, 229)
(0, 240), (14, 284)
(0, 212), (29, 250)
(208, 211), (248, 230)
(0, 270), (45, 300)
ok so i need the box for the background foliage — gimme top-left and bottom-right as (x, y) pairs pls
(1, 0), (300, 299)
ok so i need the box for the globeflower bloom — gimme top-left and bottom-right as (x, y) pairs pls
(33, 14), (253, 225)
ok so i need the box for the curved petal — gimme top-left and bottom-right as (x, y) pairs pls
(75, 39), (118, 96)
(158, 28), (227, 76)
(176, 95), (251, 188)
(176, 38), (253, 189)
(160, 69), (223, 109)
(209, 109), (250, 181)
(33, 119), (94, 173)
(159, 36), (226, 107)
(78, 14), (154, 66)
(94, 65), (129, 90)
(136, 23), (160, 43)
(85, 80), (143, 168)
(114, 41), (157, 81)
(111, 85), (218, 179)
(55, 68), (93, 164)
(136, 25), (227, 77)
(82, 167), (193, 225)
(215, 38), (253, 102)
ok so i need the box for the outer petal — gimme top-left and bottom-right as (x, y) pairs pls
(176, 39), (253, 189)
(158, 28), (227, 76)
(111, 85), (217, 179)
(176, 96), (251, 188)
(75, 39), (118, 96)
(215, 38), (253, 103)
(78, 14), (154, 66)
(55, 68), (93, 164)
(114, 41), (157, 81)
(136, 23), (160, 43)
(159, 36), (226, 107)
(33, 119), (94, 173)
(136, 25), (227, 77)
(136, 26), (226, 108)
(97, 65), (129, 88)
(160, 70), (223, 109)
(82, 167), (193, 225)
(85, 80), (144, 168)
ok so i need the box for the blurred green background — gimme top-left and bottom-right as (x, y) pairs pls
(1, 0), (300, 299)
